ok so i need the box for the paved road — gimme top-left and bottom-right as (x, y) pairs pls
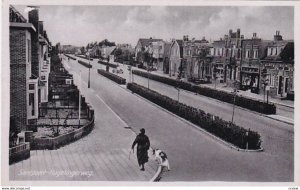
(63, 56), (293, 182)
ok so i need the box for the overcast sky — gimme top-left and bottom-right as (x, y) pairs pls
(14, 5), (294, 47)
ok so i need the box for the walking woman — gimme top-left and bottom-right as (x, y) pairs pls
(132, 128), (150, 171)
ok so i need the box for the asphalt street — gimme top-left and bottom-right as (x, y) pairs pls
(63, 56), (294, 182)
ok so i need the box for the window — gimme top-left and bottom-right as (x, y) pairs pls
(41, 76), (46, 80)
(270, 48), (273, 55)
(29, 93), (35, 116)
(29, 84), (35, 90)
(246, 50), (250, 58)
(27, 39), (31, 62)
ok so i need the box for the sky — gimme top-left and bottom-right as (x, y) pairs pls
(14, 5), (294, 47)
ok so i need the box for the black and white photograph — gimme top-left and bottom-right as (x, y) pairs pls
(1, 0), (299, 187)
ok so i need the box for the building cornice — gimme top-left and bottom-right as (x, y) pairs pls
(10, 22), (36, 33)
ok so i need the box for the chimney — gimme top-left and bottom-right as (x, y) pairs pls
(38, 21), (44, 36)
(274, 30), (283, 41)
(241, 35), (244, 39)
(28, 7), (40, 78)
(183, 35), (189, 41)
(229, 29), (233, 36)
(237, 28), (240, 38)
(253, 33), (257, 38)
(28, 7), (39, 32)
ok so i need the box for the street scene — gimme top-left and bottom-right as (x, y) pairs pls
(7, 5), (294, 182)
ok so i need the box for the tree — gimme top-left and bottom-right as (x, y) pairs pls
(80, 46), (85, 54)
(114, 48), (123, 59)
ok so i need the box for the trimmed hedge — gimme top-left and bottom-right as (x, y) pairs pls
(76, 54), (93, 61)
(78, 60), (92, 68)
(97, 69), (126, 84)
(192, 85), (276, 114)
(64, 54), (76, 60)
(127, 83), (262, 150)
(133, 70), (276, 114)
(98, 60), (118, 68)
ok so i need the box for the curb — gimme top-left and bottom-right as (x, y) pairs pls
(265, 115), (294, 125)
(133, 75), (293, 126)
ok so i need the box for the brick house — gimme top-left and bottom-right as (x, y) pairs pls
(184, 37), (211, 82)
(28, 7), (51, 113)
(210, 29), (243, 85)
(10, 6), (51, 133)
(135, 38), (162, 67)
(240, 33), (269, 94)
(260, 31), (294, 98)
(9, 5), (38, 131)
(209, 39), (226, 82)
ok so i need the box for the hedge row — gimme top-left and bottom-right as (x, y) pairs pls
(64, 54), (76, 60)
(76, 54), (93, 61)
(97, 69), (126, 84)
(78, 60), (92, 68)
(127, 83), (262, 150)
(98, 60), (118, 68)
(132, 70), (276, 114)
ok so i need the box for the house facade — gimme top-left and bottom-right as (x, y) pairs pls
(10, 6), (51, 132)
(162, 42), (171, 74)
(184, 37), (211, 82)
(169, 39), (183, 77)
(149, 41), (164, 71)
(240, 33), (268, 94)
(135, 38), (162, 67)
(209, 29), (243, 86)
(10, 6), (37, 131)
(260, 31), (294, 97)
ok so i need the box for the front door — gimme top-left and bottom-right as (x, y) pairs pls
(278, 76), (283, 95)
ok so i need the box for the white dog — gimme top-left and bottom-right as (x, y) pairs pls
(152, 149), (170, 171)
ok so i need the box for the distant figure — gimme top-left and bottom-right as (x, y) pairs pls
(132, 128), (150, 171)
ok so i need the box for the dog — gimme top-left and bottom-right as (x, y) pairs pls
(152, 148), (170, 171)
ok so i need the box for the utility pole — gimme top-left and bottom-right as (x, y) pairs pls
(88, 53), (91, 88)
(79, 71), (81, 126)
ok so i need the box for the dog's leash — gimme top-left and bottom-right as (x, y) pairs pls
(128, 149), (134, 160)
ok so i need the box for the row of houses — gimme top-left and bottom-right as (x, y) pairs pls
(10, 5), (52, 144)
(134, 29), (294, 98)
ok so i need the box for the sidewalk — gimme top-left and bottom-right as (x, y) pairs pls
(9, 56), (159, 181)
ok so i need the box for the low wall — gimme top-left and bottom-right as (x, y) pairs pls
(31, 108), (94, 150)
(9, 142), (30, 164)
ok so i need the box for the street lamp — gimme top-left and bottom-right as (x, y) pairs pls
(87, 53), (91, 88)
(231, 80), (239, 123)
(213, 64), (218, 89)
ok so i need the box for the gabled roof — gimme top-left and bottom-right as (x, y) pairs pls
(263, 41), (294, 61)
(171, 40), (183, 58)
(104, 46), (116, 55)
(138, 38), (163, 47)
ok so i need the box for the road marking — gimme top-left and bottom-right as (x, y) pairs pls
(96, 94), (129, 128)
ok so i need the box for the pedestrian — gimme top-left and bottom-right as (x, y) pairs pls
(132, 128), (150, 171)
